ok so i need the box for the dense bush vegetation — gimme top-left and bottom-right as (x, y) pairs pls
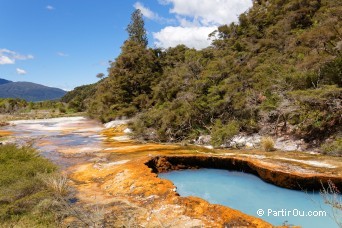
(61, 83), (97, 112)
(0, 98), (28, 113)
(321, 137), (342, 156)
(0, 144), (58, 227)
(65, 0), (341, 145)
(0, 98), (79, 116)
(211, 120), (240, 147)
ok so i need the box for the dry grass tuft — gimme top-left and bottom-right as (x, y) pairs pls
(260, 136), (275, 152)
(41, 174), (70, 197)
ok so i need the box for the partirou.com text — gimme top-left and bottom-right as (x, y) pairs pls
(256, 208), (327, 217)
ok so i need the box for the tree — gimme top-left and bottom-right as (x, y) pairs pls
(86, 0), (342, 143)
(96, 73), (105, 79)
(87, 9), (154, 122)
(126, 9), (148, 47)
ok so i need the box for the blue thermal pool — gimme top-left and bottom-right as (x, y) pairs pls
(159, 169), (338, 228)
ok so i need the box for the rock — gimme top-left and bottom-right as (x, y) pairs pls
(224, 134), (261, 149)
(195, 135), (211, 145)
(123, 128), (132, 133)
(245, 142), (254, 148)
(104, 120), (129, 129)
(274, 137), (308, 151)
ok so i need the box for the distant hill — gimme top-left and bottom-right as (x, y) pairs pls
(0, 78), (12, 85)
(0, 79), (66, 102)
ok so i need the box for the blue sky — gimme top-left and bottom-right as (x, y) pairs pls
(0, 0), (252, 90)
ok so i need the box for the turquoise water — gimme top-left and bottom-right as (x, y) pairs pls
(159, 169), (338, 228)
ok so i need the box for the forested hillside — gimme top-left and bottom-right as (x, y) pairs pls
(64, 0), (341, 149)
(60, 83), (97, 112)
(0, 80), (66, 102)
(0, 78), (11, 85)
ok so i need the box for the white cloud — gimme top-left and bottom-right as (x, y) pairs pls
(57, 52), (68, 57)
(153, 26), (216, 50)
(134, 2), (174, 24)
(153, 0), (252, 49)
(0, 49), (34, 65)
(163, 0), (252, 26)
(16, 68), (27, 75)
(0, 55), (14, 64)
(175, 15), (201, 27)
(46, 5), (55, 10)
(62, 88), (72, 91)
(134, 2), (155, 19)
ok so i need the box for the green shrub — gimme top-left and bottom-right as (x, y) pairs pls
(58, 106), (66, 114)
(211, 120), (240, 147)
(260, 92), (280, 111)
(321, 138), (342, 156)
(289, 86), (342, 140)
(320, 57), (342, 87)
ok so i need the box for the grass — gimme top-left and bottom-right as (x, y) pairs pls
(0, 144), (109, 227)
(0, 144), (60, 227)
(41, 174), (70, 197)
(320, 180), (342, 227)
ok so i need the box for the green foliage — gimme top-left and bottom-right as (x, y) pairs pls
(0, 98), (76, 116)
(58, 105), (66, 114)
(260, 91), (281, 111)
(89, 8), (158, 121)
(89, 39), (162, 122)
(96, 73), (105, 79)
(320, 57), (342, 87)
(131, 98), (202, 142)
(61, 83), (97, 112)
(211, 120), (240, 147)
(126, 9), (148, 47)
(0, 144), (58, 227)
(0, 98), (27, 113)
(289, 86), (342, 140)
(70, 0), (341, 144)
(321, 137), (342, 156)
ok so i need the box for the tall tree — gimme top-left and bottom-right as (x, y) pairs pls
(126, 9), (148, 47)
(88, 10), (160, 121)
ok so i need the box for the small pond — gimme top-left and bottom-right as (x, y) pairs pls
(159, 169), (338, 228)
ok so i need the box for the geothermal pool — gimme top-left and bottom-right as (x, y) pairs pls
(3, 117), (340, 227)
(159, 169), (338, 227)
